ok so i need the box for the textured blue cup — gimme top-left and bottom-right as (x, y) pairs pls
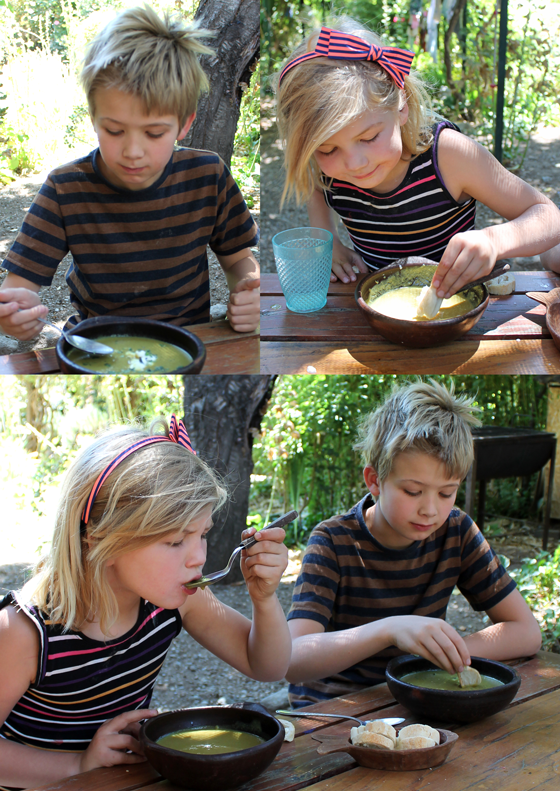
(272, 227), (333, 313)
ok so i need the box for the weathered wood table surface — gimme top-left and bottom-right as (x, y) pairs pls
(0, 321), (259, 375)
(29, 650), (560, 791)
(261, 271), (560, 374)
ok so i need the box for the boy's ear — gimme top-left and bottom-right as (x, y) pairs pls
(177, 112), (196, 141)
(363, 465), (381, 496)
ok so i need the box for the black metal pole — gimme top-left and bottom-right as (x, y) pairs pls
(494, 0), (508, 162)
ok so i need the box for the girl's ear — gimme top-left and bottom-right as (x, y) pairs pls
(398, 101), (409, 126)
(363, 465), (381, 496)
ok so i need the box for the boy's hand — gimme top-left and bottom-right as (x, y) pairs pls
(0, 288), (48, 340)
(227, 277), (260, 333)
(432, 230), (496, 299)
(388, 615), (471, 676)
(79, 709), (158, 772)
(331, 241), (368, 284)
(240, 527), (288, 603)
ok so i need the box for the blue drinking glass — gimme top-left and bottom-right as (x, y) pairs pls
(272, 227), (333, 313)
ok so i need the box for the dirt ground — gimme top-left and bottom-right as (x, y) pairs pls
(260, 102), (560, 273)
(0, 520), (554, 714)
(0, 166), (260, 355)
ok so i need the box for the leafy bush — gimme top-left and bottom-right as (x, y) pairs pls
(511, 548), (560, 653)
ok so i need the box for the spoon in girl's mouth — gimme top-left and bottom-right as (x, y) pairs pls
(185, 510), (298, 589)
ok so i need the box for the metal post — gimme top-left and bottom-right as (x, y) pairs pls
(494, 0), (508, 162)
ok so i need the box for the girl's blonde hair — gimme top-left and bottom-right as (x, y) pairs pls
(21, 419), (226, 635)
(275, 17), (437, 205)
(80, 4), (214, 126)
(354, 379), (482, 482)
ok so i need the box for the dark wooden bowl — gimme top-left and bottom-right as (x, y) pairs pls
(354, 257), (489, 348)
(56, 316), (206, 374)
(313, 726), (458, 771)
(139, 703), (284, 790)
(546, 300), (560, 351)
(386, 655), (521, 723)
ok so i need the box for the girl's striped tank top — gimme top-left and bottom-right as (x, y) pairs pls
(0, 591), (181, 751)
(323, 120), (476, 269)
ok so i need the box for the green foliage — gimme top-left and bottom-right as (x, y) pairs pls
(510, 548), (560, 653)
(251, 375), (550, 545)
(231, 61), (260, 208)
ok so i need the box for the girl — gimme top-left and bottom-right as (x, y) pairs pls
(275, 20), (560, 300)
(0, 416), (290, 789)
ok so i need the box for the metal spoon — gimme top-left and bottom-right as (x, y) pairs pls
(38, 317), (114, 355)
(276, 710), (405, 727)
(184, 510), (299, 589)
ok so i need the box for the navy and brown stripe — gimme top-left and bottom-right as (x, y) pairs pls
(288, 493), (515, 707)
(0, 593), (182, 750)
(2, 148), (258, 327)
(323, 120), (476, 270)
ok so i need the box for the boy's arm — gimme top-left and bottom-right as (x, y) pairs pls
(462, 588), (542, 659)
(216, 248), (260, 333)
(0, 272), (48, 340)
(308, 188), (368, 284)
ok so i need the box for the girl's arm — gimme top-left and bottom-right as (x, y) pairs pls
(307, 188), (368, 284)
(180, 527), (291, 681)
(463, 588), (542, 659)
(434, 130), (560, 298)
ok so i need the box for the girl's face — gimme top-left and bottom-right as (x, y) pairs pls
(314, 105), (409, 193)
(106, 506), (213, 610)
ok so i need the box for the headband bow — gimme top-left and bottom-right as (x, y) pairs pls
(80, 415), (195, 530)
(279, 27), (414, 90)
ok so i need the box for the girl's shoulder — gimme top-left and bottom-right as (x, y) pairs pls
(0, 593), (41, 684)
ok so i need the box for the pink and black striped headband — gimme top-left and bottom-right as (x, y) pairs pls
(279, 27), (414, 90)
(80, 415), (195, 531)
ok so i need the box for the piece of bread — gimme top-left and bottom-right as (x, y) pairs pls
(396, 735), (437, 750)
(363, 721), (397, 745)
(486, 273), (515, 295)
(277, 719), (295, 742)
(458, 666), (482, 688)
(355, 731), (395, 750)
(416, 285), (443, 319)
(398, 723), (440, 744)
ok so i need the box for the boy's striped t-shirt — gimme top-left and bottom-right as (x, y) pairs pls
(323, 120), (476, 269)
(0, 592), (182, 750)
(2, 147), (258, 326)
(288, 494), (516, 707)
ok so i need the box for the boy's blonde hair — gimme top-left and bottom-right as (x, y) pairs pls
(21, 418), (226, 635)
(354, 379), (482, 482)
(80, 4), (214, 126)
(275, 16), (437, 205)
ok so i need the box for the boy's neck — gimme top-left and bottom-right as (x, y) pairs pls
(364, 500), (415, 550)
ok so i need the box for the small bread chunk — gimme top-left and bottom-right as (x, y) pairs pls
(277, 719), (295, 742)
(458, 666), (482, 688)
(364, 721), (397, 745)
(396, 735), (437, 750)
(486, 273), (515, 295)
(416, 285), (443, 319)
(398, 723), (440, 744)
(356, 732), (395, 750)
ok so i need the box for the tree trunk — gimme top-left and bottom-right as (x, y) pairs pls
(182, 375), (276, 583)
(179, 0), (259, 166)
(443, 0), (468, 107)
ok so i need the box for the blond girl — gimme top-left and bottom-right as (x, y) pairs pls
(0, 417), (290, 789)
(276, 19), (560, 299)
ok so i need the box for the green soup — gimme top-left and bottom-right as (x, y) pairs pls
(401, 669), (503, 691)
(66, 335), (193, 373)
(157, 728), (265, 754)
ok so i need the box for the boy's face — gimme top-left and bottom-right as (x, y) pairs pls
(364, 451), (462, 550)
(91, 87), (195, 191)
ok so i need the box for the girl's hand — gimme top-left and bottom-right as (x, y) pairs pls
(0, 288), (48, 340)
(387, 616), (471, 676)
(432, 230), (497, 299)
(331, 242), (369, 284)
(240, 527), (288, 602)
(78, 709), (158, 772)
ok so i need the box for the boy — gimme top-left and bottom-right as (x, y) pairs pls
(0, 5), (259, 339)
(286, 379), (542, 707)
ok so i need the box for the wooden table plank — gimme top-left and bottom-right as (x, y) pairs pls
(296, 688), (560, 791)
(260, 338), (560, 374)
(0, 323), (259, 375)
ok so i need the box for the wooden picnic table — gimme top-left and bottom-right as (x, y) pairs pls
(261, 270), (560, 374)
(0, 321), (259, 375)
(28, 650), (560, 791)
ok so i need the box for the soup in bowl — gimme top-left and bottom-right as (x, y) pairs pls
(139, 704), (284, 790)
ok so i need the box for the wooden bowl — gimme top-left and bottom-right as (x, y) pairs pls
(354, 257), (489, 348)
(313, 726), (458, 771)
(56, 316), (206, 374)
(386, 655), (521, 723)
(546, 300), (560, 351)
(139, 703), (284, 790)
